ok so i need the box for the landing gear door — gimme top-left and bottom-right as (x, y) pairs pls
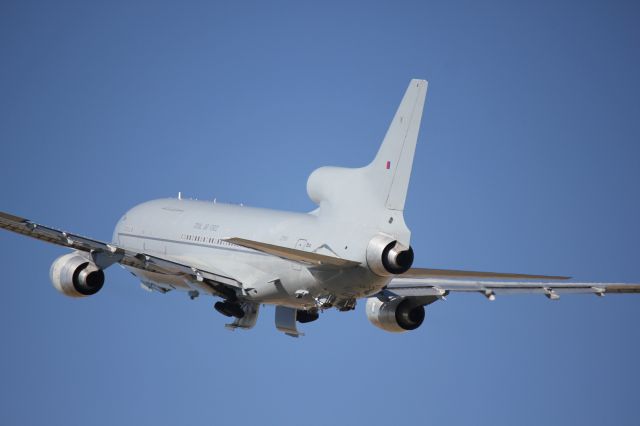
(275, 306), (303, 337)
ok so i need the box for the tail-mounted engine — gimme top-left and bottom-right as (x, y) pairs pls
(49, 252), (105, 297)
(366, 234), (414, 276)
(366, 297), (425, 333)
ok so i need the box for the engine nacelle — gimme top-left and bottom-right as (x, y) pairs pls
(366, 234), (414, 276)
(49, 252), (105, 298)
(366, 297), (425, 333)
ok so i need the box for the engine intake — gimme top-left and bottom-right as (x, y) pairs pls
(366, 234), (414, 276)
(366, 297), (425, 333)
(50, 252), (105, 297)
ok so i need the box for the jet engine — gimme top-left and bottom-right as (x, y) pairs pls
(366, 297), (425, 333)
(49, 252), (105, 297)
(366, 234), (414, 276)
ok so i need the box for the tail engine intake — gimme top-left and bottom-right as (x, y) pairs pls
(50, 252), (105, 297)
(366, 234), (414, 276)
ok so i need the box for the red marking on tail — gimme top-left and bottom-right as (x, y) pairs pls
(386, 160), (391, 170)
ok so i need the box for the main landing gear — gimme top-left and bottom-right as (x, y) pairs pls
(214, 301), (245, 319)
(296, 310), (319, 323)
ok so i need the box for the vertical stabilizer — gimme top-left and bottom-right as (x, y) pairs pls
(369, 79), (428, 211)
(306, 79), (428, 239)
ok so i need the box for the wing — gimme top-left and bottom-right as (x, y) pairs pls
(0, 211), (241, 297)
(386, 277), (640, 300)
(225, 237), (360, 268)
(403, 267), (569, 280)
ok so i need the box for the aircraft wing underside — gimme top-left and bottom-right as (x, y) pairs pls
(0, 211), (242, 296)
(386, 277), (640, 300)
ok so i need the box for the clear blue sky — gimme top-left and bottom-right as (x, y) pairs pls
(1, 1), (639, 425)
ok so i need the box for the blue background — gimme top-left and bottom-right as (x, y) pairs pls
(1, 1), (639, 425)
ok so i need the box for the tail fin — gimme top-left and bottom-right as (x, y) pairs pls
(369, 79), (428, 211)
(306, 79), (428, 228)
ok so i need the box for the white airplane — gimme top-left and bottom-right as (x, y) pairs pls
(2, 79), (638, 337)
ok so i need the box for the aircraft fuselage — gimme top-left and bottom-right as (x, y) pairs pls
(113, 198), (390, 309)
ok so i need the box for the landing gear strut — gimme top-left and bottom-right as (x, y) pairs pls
(214, 301), (245, 319)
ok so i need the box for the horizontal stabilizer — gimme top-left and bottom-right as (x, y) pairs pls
(225, 237), (360, 268)
(404, 267), (570, 280)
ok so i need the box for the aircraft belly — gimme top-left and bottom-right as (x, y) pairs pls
(313, 267), (389, 299)
(244, 263), (389, 309)
(123, 266), (190, 291)
(121, 247), (389, 309)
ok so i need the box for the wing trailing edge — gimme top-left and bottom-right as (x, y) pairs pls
(404, 267), (570, 281)
(385, 278), (640, 299)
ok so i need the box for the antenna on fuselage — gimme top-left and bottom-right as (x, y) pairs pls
(178, 192), (182, 200)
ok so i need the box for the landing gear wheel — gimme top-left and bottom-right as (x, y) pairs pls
(214, 301), (245, 319)
(296, 310), (319, 323)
